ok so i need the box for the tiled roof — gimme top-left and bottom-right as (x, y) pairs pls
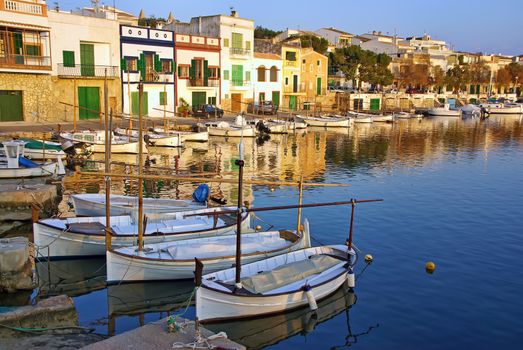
(254, 52), (282, 60)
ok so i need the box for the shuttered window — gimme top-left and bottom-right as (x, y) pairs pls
(231, 33), (243, 49)
(223, 70), (230, 80)
(159, 91), (167, 105)
(63, 51), (75, 67)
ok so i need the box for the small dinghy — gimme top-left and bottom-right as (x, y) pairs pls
(295, 115), (350, 127)
(153, 127), (209, 142)
(0, 141), (64, 178)
(60, 131), (148, 154)
(484, 103), (523, 115)
(15, 139), (66, 160)
(371, 114), (394, 123)
(114, 127), (183, 147)
(33, 206), (251, 259)
(106, 225), (311, 282)
(71, 193), (207, 217)
(427, 104), (462, 117)
(204, 116), (257, 137)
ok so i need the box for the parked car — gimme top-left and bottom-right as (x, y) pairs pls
(192, 104), (224, 118)
(385, 88), (398, 93)
(247, 101), (278, 115)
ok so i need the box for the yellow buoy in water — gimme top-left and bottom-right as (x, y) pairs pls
(255, 225), (262, 231)
(425, 261), (436, 274)
(364, 254), (373, 264)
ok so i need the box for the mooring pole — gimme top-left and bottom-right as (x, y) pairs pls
(348, 198), (356, 250)
(296, 175), (303, 232)
(137, 82), (144, 251)
(104, 73), (112, 251)
(234, 158), (245, 289)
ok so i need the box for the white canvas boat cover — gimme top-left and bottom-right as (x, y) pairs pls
(241, 254), (342, 294)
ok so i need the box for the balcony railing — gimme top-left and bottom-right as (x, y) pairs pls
(0, 54), (51, 70)
(1, 0), (47, 16)
(229, 47), (251, 56)
(283, 86), (306, 94)
(188, 79), (220, 87)
(230, 79), (251, 87)
(284, 61), (298, 67)
(58, 64), (119, 78)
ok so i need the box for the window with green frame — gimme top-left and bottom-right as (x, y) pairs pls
(245, 71), (251, 81)
(159, 91), (167, 105)
(63, 51), (75, 67)
(25, 44), (41, 56)
(223, 38), (229, 47)
(223, 69), (230, 80)
(231, 33), (243, 49)
(208, 96), (216, 105)
(245, 41), (251, 50)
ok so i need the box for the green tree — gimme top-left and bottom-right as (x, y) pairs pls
(444, 65), (471, 93)
(298, 35), (329, 54)
(254, 26), (282, 39)
(430, 65), (446, 92)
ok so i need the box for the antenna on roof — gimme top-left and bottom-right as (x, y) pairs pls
(53, 1), (59, 11)
(91, 0), (100, 12)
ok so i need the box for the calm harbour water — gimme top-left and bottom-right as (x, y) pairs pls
(35, 115), (523, 349)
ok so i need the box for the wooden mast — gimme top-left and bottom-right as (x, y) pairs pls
(127, 70), (132, 134)
(296, 175), (303, 232)
(234, 157), (244, 289)
(137, 82), (144, 251)
(104, 69), (112, 251)
(73, 77), (77, 131)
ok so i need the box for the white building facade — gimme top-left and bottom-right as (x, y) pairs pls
(120, 25), (175, 118)
(174, 33), (220, 109)
(252, 52), (282, 107)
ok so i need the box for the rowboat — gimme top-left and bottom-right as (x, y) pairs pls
(427, 104), (462, 117)
(371, 115), (394, 123)
(206, 282), (356, 349)
(106, 226), (311, 282)
(114, 127), (183, 147)
(60, 131), (148, 154)
(153, 128), (209, 142)
(70, 193), (206, 217)
(15, 139), (66, 160)
(205, 121), (257, 137)
(0, 141), (64, 178)
(485, 103), (523, 115)
(196, 244), (355, 323)
(347, 111), (389, 123)
(352, 116), (373, 123)
(295, 115), (351, 127)
(33, 206), (251, 259)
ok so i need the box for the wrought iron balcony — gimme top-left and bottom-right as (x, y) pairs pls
(187, 79), (220, 87)
(229, 47), (251, 56)
(0, 54), (51, 70)
(57, 64), (119, 78)
(284, 61), (299, 67)
(283, 85), (306, 94)
(230, 79), (251, 87)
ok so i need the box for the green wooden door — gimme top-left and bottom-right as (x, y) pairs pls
(78, 87), (100, 120)
(192, 92), (206, 107)
(232, 65), (243, 86)
(370, 98), (380, 111)
(80, 43), (95, 77)
(289, 95), (297, 111)
(131, 91), (149, 116)
(0, 91), (23, 121)
(317, 77), (322, 95)
(272, 91), (280, 108)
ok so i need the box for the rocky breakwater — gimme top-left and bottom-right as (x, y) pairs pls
(0, 237), (35, 293)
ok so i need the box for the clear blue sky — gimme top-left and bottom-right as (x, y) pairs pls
(58, 0), (522, 55)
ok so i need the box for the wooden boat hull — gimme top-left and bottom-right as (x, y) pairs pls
(353, 117), (373, 123)
(152, 129), (209, 142)
(34, 212), (251, 259)
(371, 115), (394, 122)
(23, 148), (66, 160)
(71, 194), (205, 217)
(295, 116), (350, 127)
(88, 141), (148, 154)
(428, 108), (462, 117)
(106, 229), (311, 282)
(196, 245), (352, 323)
(487, 105), (523, 114)
(146, 134), (182, 147)
(0, 162), (58, 178)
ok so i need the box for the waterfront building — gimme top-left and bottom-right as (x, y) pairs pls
(252, 52), (282, 108)
(300, 48), (328, 103)
(314, 27), (354, 52)
(397, 34), (456, 71)
(120, 25), (175, 118)
(0, 0), (52, 122)
(170, 10), (255, 113)
(174, 33), (221, 109)
(355, 31), (403, 55)
(48, 9), (121, 122)
(281, 39), (306, 111)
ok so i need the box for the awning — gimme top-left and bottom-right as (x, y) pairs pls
(0, 20), (50, 31)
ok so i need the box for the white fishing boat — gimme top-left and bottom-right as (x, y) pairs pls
(352, 116), (373, 123)
(371, 114), (394, 123)
(288, 118), (308, 130)
(196, 244), (355, 323)
(295, 115), (351, 127)
(106, 225), (311, 282)
(153, 128), (209, 142)
(427, 104), (462, 117)
(204, 121), (257, 137)
(0, 141), (64, 178)
(9, 139), (67, 160)
(60, 131), (148, 154)
(33, 206), (251, 259)
(485, 103), (523, 115)
(70, 193), (207, 217)
(114, 127), (183, 147)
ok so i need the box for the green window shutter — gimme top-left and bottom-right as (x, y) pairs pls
(245, 41), (251, 50)
(171, 61), (175, 73)
(203, 60), (209, 86)
(120, 58), (126, 71)
(131, 91), (139, 116)
(231, 33), (243, 49)
(63, 51), (75, 67)
(223, 70), (229, 80)
(154, 54), (162, 72)
(189, 59), (196, 80)
(160, 91), (167, 105)
(178, 65), (182, 77)
(232, 65), (243, 85)
(245, 71), (250, 81)
(138, 53), (145, 80)
(223, 38), (229, 47)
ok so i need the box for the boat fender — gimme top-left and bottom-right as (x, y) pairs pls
(425, 261), (436, 274)
(347, 267), (355, 288)
(303, 284), (318, 311)
(364, 254), (373, 264)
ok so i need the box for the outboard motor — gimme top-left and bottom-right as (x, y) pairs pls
(255, 120), (270, 134)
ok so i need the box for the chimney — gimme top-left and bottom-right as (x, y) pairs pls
(372, 30), (377, 35)
(231, 10), (238, 17)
